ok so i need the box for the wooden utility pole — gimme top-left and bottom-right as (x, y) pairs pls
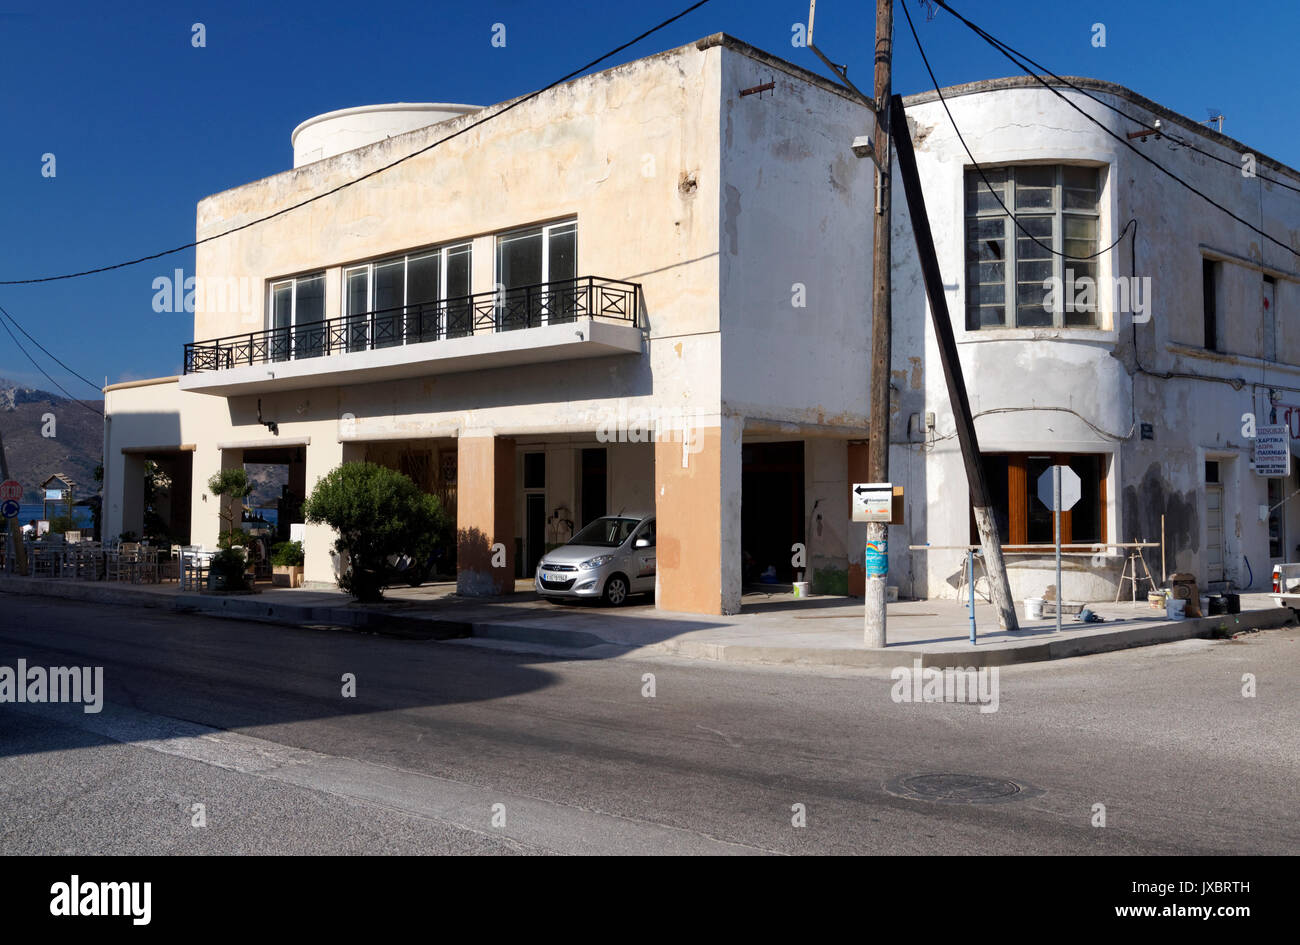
(0, 432), (29, 576)
(862, 0), (893, 647)
(890, 93), (1019, 631)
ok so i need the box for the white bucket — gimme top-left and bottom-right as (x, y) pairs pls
(792, 581), (811, 598)
(1199, 596), (1210, 617)
(1024, 597), (1045, 619)
(1166, 597), (1187, 620)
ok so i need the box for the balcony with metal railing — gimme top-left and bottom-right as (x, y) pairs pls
(179, 276), (643, 396)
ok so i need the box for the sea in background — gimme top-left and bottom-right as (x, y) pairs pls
(17, 504), (94, 528)
(15, 506), (278, 530)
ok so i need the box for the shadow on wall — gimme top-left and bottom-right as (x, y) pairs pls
(456, 526), (510, 596)
(1124, 462), (1199, 582)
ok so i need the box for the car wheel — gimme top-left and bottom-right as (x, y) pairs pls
(602, 574), (630, 607)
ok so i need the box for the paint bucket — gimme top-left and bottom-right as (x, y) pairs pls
(1148, 590), (1166, 610)
(792, 581), (811, 599)
(1199, 596), (1211, 617)
(1024, 597), (1045, 620)
(1166, 597), (1187, 620)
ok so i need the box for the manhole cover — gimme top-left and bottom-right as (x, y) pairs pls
(884, 773), (1042, 804)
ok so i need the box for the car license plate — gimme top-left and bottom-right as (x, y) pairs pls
(540, 570), (560, 582)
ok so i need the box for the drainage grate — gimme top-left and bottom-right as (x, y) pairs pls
(884, 773), (1041, 804)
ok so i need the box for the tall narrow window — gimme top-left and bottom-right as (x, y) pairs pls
(1203, 259), (1219, 351)
(495, 219), (577, 329)
(267, 273), (325, 361)
(965, 165), (1102, 329)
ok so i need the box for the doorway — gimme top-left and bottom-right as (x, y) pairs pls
(1205, 460), (1224, 582)
(741, 441), (805, 585)
(580, 448), (607, 526)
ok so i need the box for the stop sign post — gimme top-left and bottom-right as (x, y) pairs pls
(1037, 465), (1081, 632)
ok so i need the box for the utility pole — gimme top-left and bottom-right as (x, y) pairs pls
(863, 0), (894, 648)
(890, 93), (1019, 631)
(0, 432), (29, 576)
(807, 0), (893, 647)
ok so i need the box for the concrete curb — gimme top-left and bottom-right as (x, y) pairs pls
(648, 608), (1298, 668)
(2, 575), (1293, 667)
(0, 576), (470, 641)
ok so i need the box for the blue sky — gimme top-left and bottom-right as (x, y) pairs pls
(2, 0), (1296, 394)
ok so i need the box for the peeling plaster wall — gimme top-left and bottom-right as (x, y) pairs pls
(895, 81), (1300, 598)
(717, 48), (874, 431)
(193, 41), (726, 437)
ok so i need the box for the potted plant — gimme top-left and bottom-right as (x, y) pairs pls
(207, 547), (251, 592)
(270, 540), (304, 588)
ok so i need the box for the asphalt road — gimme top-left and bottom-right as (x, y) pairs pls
(0, 596), (1295, 855)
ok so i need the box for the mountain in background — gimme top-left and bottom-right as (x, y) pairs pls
(0, 379), (103, 503)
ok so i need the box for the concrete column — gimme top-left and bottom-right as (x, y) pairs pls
(457, 434), (515, 595)
(654, 415), (742, 615)
(119, 454), (146, 539)
(216, 449), (245, 544)
(299, 437), (358, 586)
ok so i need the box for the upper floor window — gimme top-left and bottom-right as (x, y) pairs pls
(343, 243), (471, 348)
(268, 272), (325, 360)
(965, 165), (1102, 330)
(496, 220), (577, 330)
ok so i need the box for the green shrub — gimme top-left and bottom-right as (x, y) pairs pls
(209, 548), (248, 586)
(271, 540), (304, 567)
(304, 462), (446, 602)
(208, 469), (253, 550)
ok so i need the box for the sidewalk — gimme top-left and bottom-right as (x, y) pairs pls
(0, 573), (1293, 668)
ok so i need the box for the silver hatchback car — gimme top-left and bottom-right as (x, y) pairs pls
(535, 513), (655, 606)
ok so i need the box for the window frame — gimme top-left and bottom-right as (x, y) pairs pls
(342, 241), (473, 346)
(971, 451), (1109, 549)
(266, 272), (326, 361)
(965, 164), (1103, 330)
(494, 219), (578, 329)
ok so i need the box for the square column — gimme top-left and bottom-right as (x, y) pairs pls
(654, 416), (742, 615)
(457, 434), (515, 595)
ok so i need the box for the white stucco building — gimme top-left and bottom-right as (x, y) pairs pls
(102, 35), (1300, 613)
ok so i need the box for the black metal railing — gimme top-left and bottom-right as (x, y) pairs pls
(184, 276), (641, 374)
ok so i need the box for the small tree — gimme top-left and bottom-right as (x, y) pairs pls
(304, 462), (446, 602)
(208, 468), (253, 550)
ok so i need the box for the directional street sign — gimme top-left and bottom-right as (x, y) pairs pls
(0, 480), (20, 503)
(1037, 466), (1080, 512)
(1, 499), (19, 519)
(852, 482), (893, 522)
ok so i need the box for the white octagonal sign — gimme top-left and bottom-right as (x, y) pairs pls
(1036, 465), (1081, 512)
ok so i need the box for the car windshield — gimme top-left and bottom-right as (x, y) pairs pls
(568, 517), (640, 548)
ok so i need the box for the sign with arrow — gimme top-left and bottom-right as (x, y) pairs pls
(852, 482), (893, 522)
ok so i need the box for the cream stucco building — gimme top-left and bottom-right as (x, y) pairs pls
(103, 34), (1300, 612)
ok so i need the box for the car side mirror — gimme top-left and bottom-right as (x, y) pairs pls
(634, 538), (650, 548)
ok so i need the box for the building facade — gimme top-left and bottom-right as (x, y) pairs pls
(103, 35), (1300, 613)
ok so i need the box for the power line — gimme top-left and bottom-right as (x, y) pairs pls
(900, 0), (1136, 263)
(925, 2), (1300, 198)
(0, 314), (103, 417)
(926, 0), (1300, 262)
(0, 302), (103, 395)
(0, 0), (712, 286)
